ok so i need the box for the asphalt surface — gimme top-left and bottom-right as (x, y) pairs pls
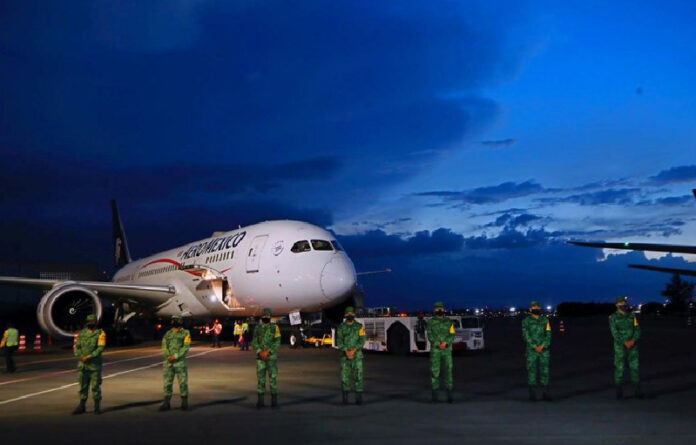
(1, 316), (696, 444)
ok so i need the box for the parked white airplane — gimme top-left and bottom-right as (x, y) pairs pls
(0, 201), (358, 338)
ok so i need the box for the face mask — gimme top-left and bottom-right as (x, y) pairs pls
(345, 315), (355, 321)
(262, 317), (271, 324)
(86, 323), (96, 329)
(530, 309), (541, 315)
(618, 305), (629, 313)
(434, 310), (444, 316)
(172, 321), (182, 327)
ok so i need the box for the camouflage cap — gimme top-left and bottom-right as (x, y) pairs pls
(85, 314), (97, 322)
(530, 301), (540, 308)
(433, 301), (445, 309)
(616, 296), (627, 303)
(344, 306), (355, 314)
(262, 308), (272, 316)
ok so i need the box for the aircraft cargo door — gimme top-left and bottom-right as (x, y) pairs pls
(246, 235), (268, 273)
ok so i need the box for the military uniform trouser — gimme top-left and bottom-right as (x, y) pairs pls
(78, 368), (102, 400)
(256, 358), (278, 395)
(4, 346), (17, 372)
(430, 348), (453, 390)
(526, 348), (550, 387)
(614, 344), (639, 385)
(340, 356), (364, 392)
(163, 362), (189, 397)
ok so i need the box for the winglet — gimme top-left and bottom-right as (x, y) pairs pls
(692, 189), (696, 200)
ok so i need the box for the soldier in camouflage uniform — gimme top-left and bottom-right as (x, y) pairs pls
(160, 315), (191, 411)
(426, 301), (455, 403)
(253, 307), (281, 408)
(72, 314), (106, 415)
(522, 301), (552, 401)
(610, 296), (643, 399)
(336, 306), (366, 405)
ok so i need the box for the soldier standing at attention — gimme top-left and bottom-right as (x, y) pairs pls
(160, 315), (191, 411)
(72, 314), (106, 415)
(1, 321), (19, 373)
(336, 306), (366, 405)
(610, 296), (643, 400)
(522, 301), (552, 401)
(426, 302), (455, 403)
(253, 308), (281, 409)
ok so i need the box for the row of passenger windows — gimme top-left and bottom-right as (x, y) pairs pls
(206, 250), (234, 264)
(291, 239), (343, 253)
(137, 265), (178, 278)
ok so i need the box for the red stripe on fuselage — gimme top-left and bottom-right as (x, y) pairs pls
(140, 259), (200, 276)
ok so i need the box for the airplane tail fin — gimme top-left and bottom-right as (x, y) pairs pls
(111, 200), (132, 267)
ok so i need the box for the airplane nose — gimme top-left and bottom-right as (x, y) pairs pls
(320, 256), (357, 301)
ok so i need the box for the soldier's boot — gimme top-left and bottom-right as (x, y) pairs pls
(342, 391), (349, 405)
(615, 386), (623, 400)
(72, 400), (86, 415)
(159, 396), (171, 411)
(271, 394), (278, 409)
(181, 397), (189, 411)
(356, 392), (363, 406)
(256, 394), (265, 409)
(431, 390), (438, 403)
(634, 384), (644, 399)
(94, 399), (102, 415)
(446, 390), (453, 404)
(528, 387), (537, 402)
(542, 387), (552, 402)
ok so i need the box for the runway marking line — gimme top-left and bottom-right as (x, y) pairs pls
(13, 345), (167, 367)
(0, 347), (227, 406)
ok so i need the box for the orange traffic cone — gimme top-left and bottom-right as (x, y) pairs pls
(33, 333), (42, 353)
(73, 333), (79, 350)
(559, 320), (566, 334)
(18, 335), (26, 353)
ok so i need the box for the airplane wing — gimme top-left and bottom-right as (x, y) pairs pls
(628, 264), (696, 277)
(568, 241), (696, 255)
(0, 276), (175, 303)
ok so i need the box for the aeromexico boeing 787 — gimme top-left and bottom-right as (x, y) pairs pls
(569, 189), (696, 277)
(0, 201), (358, 338)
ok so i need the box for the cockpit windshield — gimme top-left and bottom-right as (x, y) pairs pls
(331, 240), (344, 251)
(311, 240), (334, 251)
(291, 240), (311, 253)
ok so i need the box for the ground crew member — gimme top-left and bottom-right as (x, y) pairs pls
(212, 319), (222, 348)
(253, 308), (281, 408)
(241, 319), (251, 351)
(610, 296), (643, 399)
(336, 306), (366, 405)
(426, 302), (455, 403)
(522, 301), (552, 401)
(72, 314), (106, 415)
(233, 321), (242, 347)
(160, 315), (191, 411)
(1, 322), (19, 373)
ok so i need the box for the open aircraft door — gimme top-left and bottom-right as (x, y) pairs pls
(246, 235), (268, 273)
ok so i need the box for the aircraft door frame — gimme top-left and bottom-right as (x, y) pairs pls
(246, 235), (269, 273)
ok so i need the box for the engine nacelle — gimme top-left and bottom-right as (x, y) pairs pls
(37, 283), (103, 338)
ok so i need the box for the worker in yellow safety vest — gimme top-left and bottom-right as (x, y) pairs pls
(1, 322), (19, 373)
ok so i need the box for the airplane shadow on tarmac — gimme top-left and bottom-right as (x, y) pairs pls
(191, 396), (247, 410)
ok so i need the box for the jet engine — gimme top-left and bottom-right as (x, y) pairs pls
(37, 283), (103, 338)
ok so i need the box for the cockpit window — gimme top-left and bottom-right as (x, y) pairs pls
(311, 240), (334, 251)
(331, 240), (344, 251)
(291, 240), (311, 253)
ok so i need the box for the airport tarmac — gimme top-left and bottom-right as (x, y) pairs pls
(1, 317), (696, 445)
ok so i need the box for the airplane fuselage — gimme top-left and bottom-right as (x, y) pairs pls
(112, 220), (357, 318)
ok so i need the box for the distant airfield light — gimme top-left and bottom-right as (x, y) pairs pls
(624, 242), (630, 247)
(474, 309), (480, 315)
(546, 306), (552, 311)
(510, 307), (516, 313)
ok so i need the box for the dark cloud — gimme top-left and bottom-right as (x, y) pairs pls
(488, 212), (542, 228)
(417, 180), (544, 205)
(465, 227), (556, 250)
(538, 188), (642, 206)
(340, 228), (464, 258)
(649, 165), (696, 185)
(652, 195), (694, 206)
(480, 138), (516, 148)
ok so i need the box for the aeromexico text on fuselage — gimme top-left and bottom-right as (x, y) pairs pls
(114, 230), (246, 282)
